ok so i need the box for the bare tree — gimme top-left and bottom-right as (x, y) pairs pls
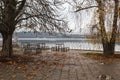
(0, 0), (68, 57)
(95, 0), (119, 55)
(72, 0), (119, 55)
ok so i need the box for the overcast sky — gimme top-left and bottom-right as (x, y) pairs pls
(61, 1), (95, 34)
(16, 0), (95, 34)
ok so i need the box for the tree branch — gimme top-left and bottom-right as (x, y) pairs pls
(15, 14), (41, 24)
(15, 0), (26, 16)
(75, 6), (98, 12)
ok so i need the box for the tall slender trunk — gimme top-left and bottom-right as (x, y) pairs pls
(1, 33), (13, 57)
(96, 0), (119, 55)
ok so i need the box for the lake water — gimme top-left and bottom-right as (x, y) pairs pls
(16, 38), (120, 52)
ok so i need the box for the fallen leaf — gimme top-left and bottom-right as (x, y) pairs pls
(11, 75), (16, 78)
(24, 73), (36, 80)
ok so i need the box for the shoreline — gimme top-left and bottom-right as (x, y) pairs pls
(13, 48), (120, 55)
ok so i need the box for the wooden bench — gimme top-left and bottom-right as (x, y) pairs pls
(22, 43), (31, 54)
(51, 44), (69, 52)
(22, 43), (42, 54)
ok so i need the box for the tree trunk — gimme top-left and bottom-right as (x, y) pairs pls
(1, 33), (13, 57)
(96, 0), (119, 55)
(102, 40), (115, 55)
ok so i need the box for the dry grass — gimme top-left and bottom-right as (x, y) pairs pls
(82, 53), (120, 63)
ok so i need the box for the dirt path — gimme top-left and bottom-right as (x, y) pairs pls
(0, 50), (120, 80)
